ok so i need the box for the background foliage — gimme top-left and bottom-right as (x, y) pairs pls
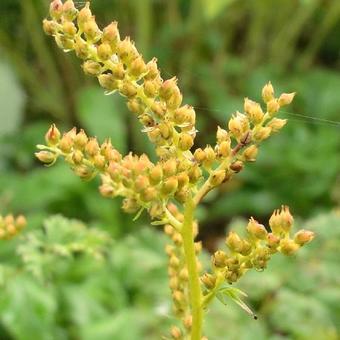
(0, 0), (339, 338)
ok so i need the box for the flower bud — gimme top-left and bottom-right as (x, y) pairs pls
(72, 149), (83, 164)
(174, 105), (195, 126)
(50, 0), (63, 20)
(279, 238), (299, 256)
(163, 159), (177, 177)
(201, 273), (216, 289)
(141, 187), (158, 202)
(203, 146), (216, 168)
(77, 4), (92, 28)
(122, 198), (140, 214)
(243, 145), (258, 162)
(209, 170), (226, 186)
(134, 175), (149, 193)
(262, 82), (274, 103)
(244, 98), (264, 124)
(120, 81), (137, 97)
(179, 268), (189, 281)
(216, 126), (230, 143)
(93, 154), (106, 169)
(239, 240), (252, 256)
(97, 43), (112, 61)
(280, 205), (294, 233)
(183, 315), (192, 330)
(74, 37), (90, 59)
(59, 133), (74, 153)
(159, 77), (178, 101)
(167, 89), (183, 110)
(15, 215), (27, 230)
(98, 74), (120, 91)
(267, 233), (280, 250)
(162, 177), (178, 195)
(116, 37), (138, 63)
(194, 148), (206, 163)
(74, 129), (88, 148)
(230, 160), (243, 173)
(253, 126), (271, 142)
(45, 124), (60, 146)
(247, 217), (267, 239)
(294, 229), (315, 246)
(267, 118), (287, 132)
(55, 35), (74, 51)
(35, 151), (57, 164)
(99, 183), (114, 197)
(170, 326), (182, 339)
(177, 172), (189, 188)
(178, 133), (194, 151)
(85, 138), (100, 157)
(267, 99), (280, 115)
(188, 165), (202, 183)
(213, 250), (227, 267)
(62, 0), (78, 21)
(218, 140), (231, 158)
(102, 22), (120, 47)
(42, 20), (57, 36)
(82, 60), (102, 76)
(278, 92), (295, 107)
(62, 21), (77, 37)
(83, 19), (101, 41)
(145, 58), (159, 80)
(228, 115), (243, 139)
(149, 165), (163, 184)
(129, 56), (147, 78)
(159, 123), (172, 139)
(226, 231), (243, 253)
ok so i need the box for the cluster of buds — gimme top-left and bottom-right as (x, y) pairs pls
(0, 214), (27, 240)
(164, 204), (203, 339)
(202, 206), (314, 293)
(43, 0), (196, 159)
(36, 125), (203, 217)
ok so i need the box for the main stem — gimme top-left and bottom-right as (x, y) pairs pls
(182, 197), (203, 340)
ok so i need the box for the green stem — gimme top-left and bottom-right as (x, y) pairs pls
(182, 197), (203, 340)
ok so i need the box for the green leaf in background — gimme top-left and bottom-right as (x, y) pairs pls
(77, 86), (127, 153)
(202, 0), (235, 20)
(0, 59), (25, 137)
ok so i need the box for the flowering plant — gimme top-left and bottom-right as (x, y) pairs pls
(36, 1), (315, 339)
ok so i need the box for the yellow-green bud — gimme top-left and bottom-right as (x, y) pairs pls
(267, 118), (287, 132)
(209, 169), (226, 186)
(83, 61), (102, 76)
(162, 177), (178, 195)
(102, 22), (120, 46)
(178, 133), (194, 151)
(149, 165), (163, 184)
(45, 124), (60, 146)
(42, 19), (57, 36)
(278, 92), (295, 107)
(35, 151), (57, 164)
(170, 326), (182, 339)
(74, 129), (88, 148)
(294, 229), (315, 246)
(110, 63), (125, 80)
(163, 159), (177, 177)
(177, 172), (189, 188)
(243, 145), (258, 161)
(213, 250), (227, 267)
(97, 43), (112, 61)
(226, 231), (243, 253)
(134, 175), (149, 193)
(145, 58), (159, 80)
(279, 238), (300, 256)
(74, 37), (89, 59)
(72, 150), (83, 164)
(247, 217), (267, 239)
(77, 4), (92, 28)
(159, 77), (178, 101)
(253, 126), (271, 142)
(216, 126), (230, 143)
(120, 82), (137, 97)
(262, 82), (274, 103)
(218, 140), (231, 158)
(50, 0), (63, 20)
(267, 99), (280, 115)
(141, 187), (157, 202)
(194, 148), (206, 163)
(59, 133), (74, 153)
(62, 0), (78, 21)
(244, 98), (264, 124)
(62, 21), (77, 37)
(201, 273), (216, 289)
(93, 154), (106, 169)
(85, 138), (100, 157)
(230, 160), (243, 173)
(130, 56), (147, 78)
(83, 19), (100, 41)
(98, 74), (119, 91)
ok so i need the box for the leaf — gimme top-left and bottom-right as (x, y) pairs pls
(77, 86), (127, 153)
(0, 59), (25, 137)
(217, 286), (257, 319)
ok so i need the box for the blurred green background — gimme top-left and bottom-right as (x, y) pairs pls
(0, 0), (339, 339)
